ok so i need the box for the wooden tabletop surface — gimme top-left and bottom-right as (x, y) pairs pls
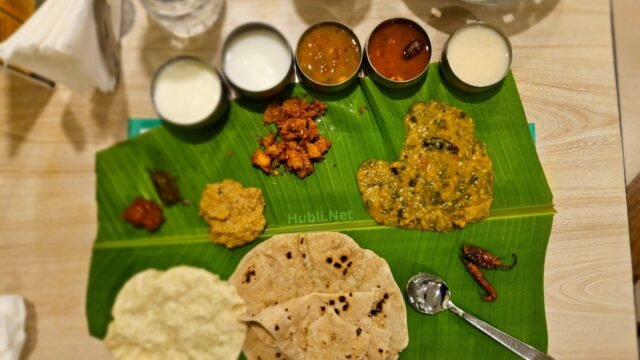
(0, 0), (636, 359)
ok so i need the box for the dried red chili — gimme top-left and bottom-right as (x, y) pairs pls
(461, 245), (517, 270)
(460, 244), (516, 302)
(462, 258), (497, 302)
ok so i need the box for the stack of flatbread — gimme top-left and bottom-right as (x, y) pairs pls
(229, 232), (409, 359)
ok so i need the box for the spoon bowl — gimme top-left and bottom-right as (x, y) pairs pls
(406, 273), (451, 315)
(405, 272), (554, 360)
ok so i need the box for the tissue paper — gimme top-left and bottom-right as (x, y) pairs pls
(0, 295), (26, 360)
(0, 0), (119, 92)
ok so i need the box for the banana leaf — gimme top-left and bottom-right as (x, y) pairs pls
(87, 63), (554, 359)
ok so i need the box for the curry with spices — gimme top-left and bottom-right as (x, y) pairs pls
(357, 100), (493, 231)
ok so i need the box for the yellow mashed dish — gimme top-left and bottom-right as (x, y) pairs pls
(199, 179), (266, 247)
(357, 100), (493, 231)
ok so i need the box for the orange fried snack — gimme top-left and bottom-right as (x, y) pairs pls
(251, 97), (332, 179)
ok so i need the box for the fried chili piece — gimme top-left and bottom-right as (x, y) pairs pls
(462, 258), (497, 302)
(460, 245), (517, 302)
(122, 197), (165, 232)
(462, 245), (517, 270)
(148, 169), (186, 206)
(403, 39), (425, 59)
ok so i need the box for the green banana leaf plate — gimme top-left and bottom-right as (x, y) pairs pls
(86, 63), (554, 359)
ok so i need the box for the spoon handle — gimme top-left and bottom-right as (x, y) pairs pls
(447, 302), (554, 360)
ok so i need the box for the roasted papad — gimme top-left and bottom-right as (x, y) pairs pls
(104, 266), (246, 360)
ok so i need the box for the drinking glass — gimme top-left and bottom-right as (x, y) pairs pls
(141, 0), (223, 39)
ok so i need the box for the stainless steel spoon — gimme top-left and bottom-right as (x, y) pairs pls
(406, 273), (554, 360)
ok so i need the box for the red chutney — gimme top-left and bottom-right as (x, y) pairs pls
(367, 20), (431, 81)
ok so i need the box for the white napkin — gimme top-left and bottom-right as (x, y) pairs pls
(0, 0), (119, 92)
(0, 295), (26, 360)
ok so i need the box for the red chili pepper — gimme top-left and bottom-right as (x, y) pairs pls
(460, 244), (517, 302)
(462, 258), (497, 302)
(462, 245), (517, 270)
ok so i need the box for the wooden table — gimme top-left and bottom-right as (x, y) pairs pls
(0, 0), (635, 358)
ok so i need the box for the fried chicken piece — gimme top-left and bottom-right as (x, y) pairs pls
(285, 147), (304, 170)
(260, 132), (276, 148)
(283, 140), (302, 154)
(285, 146), (313, 178)
(265, 141), (285, 158)
(275, 142), (292, 162)
(283, 98), (327, 120)
(291, 118), (308, 134)
(302, 120), (320, 142)
(305, 141), (323, 159)
(279, 118), (308, 141)
(295, 164), (314, 178)
(264, 103), (282, 124)
(313, 136), (332, 155)
(304, 100), (328, 119)
(251, 150), (273, 173)
(281, 97), (306, 118)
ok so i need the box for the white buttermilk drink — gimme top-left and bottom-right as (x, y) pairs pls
(447, 24), (511, 88)
(153, 58), (222, 125)
(223, 27), (291, 92)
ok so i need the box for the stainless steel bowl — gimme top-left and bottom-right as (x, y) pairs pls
(440, 22), (513, 93)
(295, 21), (363, 93)
(151, 56), (228, 129)
(365, 18), (432, 89)
(222, 22), (294, 98)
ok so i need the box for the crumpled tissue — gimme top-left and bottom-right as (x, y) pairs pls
(0, 295), (26, 360)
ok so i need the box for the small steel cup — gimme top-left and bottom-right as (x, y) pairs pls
(295, 21), (363, 93)
(222, 23), (294, 98)
(440, 22), (512, 93)
(365, 18), (432, 89)
(151, 56), (228, 129)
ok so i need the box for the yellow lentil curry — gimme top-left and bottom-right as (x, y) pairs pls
(357, 100), (493, 231)
(199, 179), (266, 248)
(296, 23), (361, 85)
